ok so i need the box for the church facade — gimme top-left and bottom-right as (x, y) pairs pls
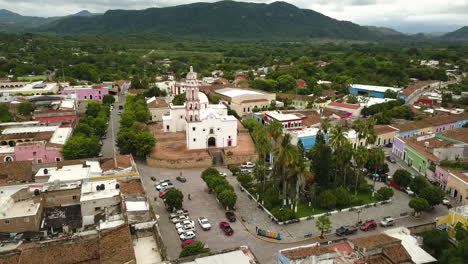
(162, 67), (238, 150)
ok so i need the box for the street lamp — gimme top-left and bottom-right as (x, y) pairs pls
(357, 210), (362, 225)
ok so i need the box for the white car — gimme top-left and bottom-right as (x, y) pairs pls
(156, 182), (174, 191)
(176, 220), (195, 229)
(241, 162), (255, 169)
(239, 168), (253, 174)
(198, 217), (212, 231)
(404, 187), (414, 196)
(172, 215), (190, 224)
(219, 172), (227, 177)
(180, 230), (196, 241)
(380, 216), (395, 227)
(177, 225), (195, 234)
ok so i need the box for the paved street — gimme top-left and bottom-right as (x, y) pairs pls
(137, 163), (448, 264)
(102, 93), (125, 159)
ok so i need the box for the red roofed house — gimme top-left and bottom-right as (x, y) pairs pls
(296, 79), (307, 89)
(326, 101), (363, 117)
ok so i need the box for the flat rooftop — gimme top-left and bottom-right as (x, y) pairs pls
(350, 84), (402, 93)
(216, 87), (265, 98)
(35, 162), (101, 183)
(80, 180), (120, 202)
(1, 125), (58, 135)
(0, 197), (40, 220)
(290, 127), (320, 138)
(266, 111), (305, 121)
(0, 81), (57, 93)
(49, 127), (72, 145)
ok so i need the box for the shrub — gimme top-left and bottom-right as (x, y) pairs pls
(393, 169), (411, 188)
(332, 187), (352, 208)
(317, 191), (337, 209)
(165, 189), (184, 210)
(376, 186), (394, 201)
(271, 208), (296, 221)
(202, 168), (220, 179)
(218, 190), (237, 210)
(263, 186), (282, 210)
(179, 242), (210, 258)
(237, 174), (254, 188)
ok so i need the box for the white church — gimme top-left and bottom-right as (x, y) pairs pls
(162, 67), (238, 150)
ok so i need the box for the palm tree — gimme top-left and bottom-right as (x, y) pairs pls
(353, 119), (366, 148)
(253, 126), (272, 162)
(274, 134), (299, 205)
(329, 125), (348, 152)
(340, 141), (353, 187)
(293, 157), (309, 212)
(365, 118), (377, 146)
(320, 118), (331, 134)
(268, 120), (283, 143)
(353, 146), (368, 195)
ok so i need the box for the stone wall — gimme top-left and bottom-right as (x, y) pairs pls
(146, 157), (212, 169)
(224, 152), (258, 166)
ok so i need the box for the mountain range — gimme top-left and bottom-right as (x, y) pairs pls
(0, 1), (466, 41)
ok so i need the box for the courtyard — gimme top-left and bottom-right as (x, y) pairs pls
(137, 162), (449, 264)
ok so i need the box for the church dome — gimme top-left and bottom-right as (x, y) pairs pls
(198, 92), (209, 105)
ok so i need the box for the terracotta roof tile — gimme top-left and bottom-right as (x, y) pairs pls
(147, 97), (168, 109)
(118, 179), (145, 195)
(351, 234), (400, 249)
(328, 102), (361, 110)
(383, 244), (412, 263)
(0, 161), (33, 186)
(100, 155), (133, 171)
(366, 255), (392, 264)
(393, 112), (468, 132)
(374, 125), (399, 135)
(99, 225), (135, 264)
(277, 93), (314, 101)
(401, 81), (436, 96)
(240, 99), (269, 104)
(281, 243), (352, 260)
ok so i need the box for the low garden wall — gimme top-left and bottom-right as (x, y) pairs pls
(238, 184), (392, 225)
(146, 156), (212, 169)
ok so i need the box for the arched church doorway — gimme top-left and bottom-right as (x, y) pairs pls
(208, 137), (216, 147)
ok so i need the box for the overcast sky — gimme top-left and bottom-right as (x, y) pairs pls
(1, 0), (467, 33)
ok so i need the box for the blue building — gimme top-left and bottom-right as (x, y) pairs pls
(349, 84), (402, 99)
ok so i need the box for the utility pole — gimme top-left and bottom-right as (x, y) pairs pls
(110, 105), (117, 168)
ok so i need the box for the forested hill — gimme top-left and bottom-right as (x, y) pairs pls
(43, 1), (380, 40)
(443, 26), (468, 41)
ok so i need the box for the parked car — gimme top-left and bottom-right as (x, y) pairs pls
(380, 216), (395, 227)
(179, 230), (196, 241)
(157, 179), (171, 185)
(175, 220), (195, 229)
(169, 210), (189, 219)
(119, 105), (124, 110)
(181, 240), (195, 248)
(335, 225), (358, 236)
(156, 182), (174, 191)
(403, 187), (414, 196)
(219, 172), (227, 177)
(176, 176), (187, 183)
(150, 176), (156, 182)
(239, 168), (253, 174)
(241, 162), (255, 169)
(360, 220), (378, 231)
(442, 199), (452, 208)
(198, 217), (212, 231)
(159, 189), (169, 198)
(172, 215), (190, 224)
(177, 225), (195, 235)
(386, 156), (396, 163)
(225, 211), (236, 222)
(219, 221), (234, 236)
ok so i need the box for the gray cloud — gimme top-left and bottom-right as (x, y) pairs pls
(0, 0), (466, 32)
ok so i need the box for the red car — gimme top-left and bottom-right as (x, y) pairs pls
(181, 240), (195, 248)
(360, 220), (377, 231)
(159, 189), (169, 198)
(219, 221), (234, 236)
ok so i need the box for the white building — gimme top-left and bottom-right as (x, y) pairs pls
(153, 81), (175, 94)
(80, 180), (121, 227)
(162, 67), (238, 150)
(34, 161), (102, 183)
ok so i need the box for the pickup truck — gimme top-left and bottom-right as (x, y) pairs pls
(335, 225), (358, 236)
(360, 220), (378, 231)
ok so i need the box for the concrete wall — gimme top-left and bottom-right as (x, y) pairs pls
(81, 196), (120, 225)
(61, 88), (109, 102)
(404, 145), (428, 175)
(435, 166), (450, 188)
(146, 156), (212, 169)
(375, 131), (398, 147)
(186, 117), (238, 150)
(43, 188), (81, 208)
(0, 204), (43, 233)
(15, 142), (63, 164)
(446, 173), (468, 205)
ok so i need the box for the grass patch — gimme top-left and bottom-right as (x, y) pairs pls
(296, 203), (328, 218)
(355, 191), (378, 204)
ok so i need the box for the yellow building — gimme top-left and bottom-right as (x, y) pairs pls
(436, 205), (468, 239)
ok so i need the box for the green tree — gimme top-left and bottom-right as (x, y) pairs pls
(316, 215), (332, 239)
(102, 94), (115, 105)
(74, 123), (94, 137)
(422, 229), (449, 259)
(353, 146), (368, 195)
(218, 190), (237, 210)
(319, 118), (331, 134)
(237, 173), (253, 188)
(419, 186), (445, 207)
(271, 208), (296, 221)
(173, 93), (186, 105)
(440, 237), (468, 264)
(0, 104), (14, 122)
(454, 222), (468, 242)
(179, 242), (210, 258)
(268, 120), (284, 142)
(317, 191), (337, 209)
(409, 197), (429, 216)
(393, 169), (412, 188)
(165, 189), (184, 210)
(62, 135), (101, 160)
(384, 89), (398, 99)
(85, 101), (102, 117)
(376, 186), (394, 201)
(277, 74), (297, 91)
(409, 176), (428, 195)
(333, 187), (352, 208)
(18, 102), (35, 116)
(346, 94), (358, 104)
(309, 139), (332, 188)
(273, 134), (299, 205)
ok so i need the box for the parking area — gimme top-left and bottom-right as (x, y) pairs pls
(137, 162), (448, 263)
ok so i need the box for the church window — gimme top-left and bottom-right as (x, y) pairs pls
(217, 128), (220, 131)
(210, 128), (214, 134)
(193, 138), (196, 142)
(190, 116), (193, 122)
(192, 127), (196, 131)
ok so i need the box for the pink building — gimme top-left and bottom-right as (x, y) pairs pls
(15, 141), (63, 164)
(435, 166), (450, 189)
(60, 86), (109, 102)
(432, 122), (457, 133)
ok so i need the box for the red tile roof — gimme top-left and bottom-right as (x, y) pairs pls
(0, 161), (33, 186)
(401, 81), (435, 96)
(296, 79), (307, 88)
(374, 125), (399, 135)
(328, 101), (361, 110)
(35, 115), (76, 124)
(240, 99), (269, 104)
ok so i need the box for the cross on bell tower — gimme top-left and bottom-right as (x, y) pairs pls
(185, 66), (200, 122)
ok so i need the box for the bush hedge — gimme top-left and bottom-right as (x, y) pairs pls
(201, 168), (237, 210)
